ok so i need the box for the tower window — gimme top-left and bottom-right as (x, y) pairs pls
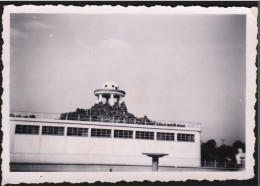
(105, 85), (107, 87)
(112, 85), (114, 87)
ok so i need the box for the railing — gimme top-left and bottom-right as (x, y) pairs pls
(94, 88), (125, 94)
(201, 160), (244, 170)
(9, 111), (201, 130)
(9, 111), (61, 120)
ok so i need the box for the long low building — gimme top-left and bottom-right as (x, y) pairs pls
(9, 82), (202, 172)
(10, 115), (201, 172)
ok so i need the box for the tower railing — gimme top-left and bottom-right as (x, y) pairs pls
(9, 111), (201, 130)
(94, 88), (125, 94)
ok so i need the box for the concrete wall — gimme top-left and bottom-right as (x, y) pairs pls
(10, 118), (201, 168)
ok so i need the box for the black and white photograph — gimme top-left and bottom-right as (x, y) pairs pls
(1, 5), (257, 184)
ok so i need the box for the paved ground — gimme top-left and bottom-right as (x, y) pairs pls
(10, 164), (243, 172)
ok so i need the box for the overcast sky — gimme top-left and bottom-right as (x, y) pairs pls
(10, 13), (246, 146)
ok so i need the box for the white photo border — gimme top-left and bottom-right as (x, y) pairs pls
(1, 5), (257, 184)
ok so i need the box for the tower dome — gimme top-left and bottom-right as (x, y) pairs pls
(101, 81), (119, 90)
(94, 81), (125, 106)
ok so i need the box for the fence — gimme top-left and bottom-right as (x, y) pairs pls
(201, 160), (243, 169)
(9, 111), (201, 130)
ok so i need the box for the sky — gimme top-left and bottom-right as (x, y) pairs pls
(10, 13), (246, 146)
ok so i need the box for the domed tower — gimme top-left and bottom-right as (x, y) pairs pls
(94, 81), (126, 106)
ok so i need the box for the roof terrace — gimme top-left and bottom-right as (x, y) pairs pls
(9, 111), (201, 130)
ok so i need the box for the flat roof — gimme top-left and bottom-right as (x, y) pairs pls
(10, 116), (201, 132)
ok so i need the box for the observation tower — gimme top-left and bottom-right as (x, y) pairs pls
(94, 81), (126, 106)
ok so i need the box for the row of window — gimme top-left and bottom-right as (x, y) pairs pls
(15, 125), (195, 142)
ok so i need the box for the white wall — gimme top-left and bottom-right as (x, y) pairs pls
(10, 118), (201, 167)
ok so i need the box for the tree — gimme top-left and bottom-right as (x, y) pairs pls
(201, 139), (217, 161)
(217, 144), (228, 162)
(232, 140), (245, 153)
(201, 139), (245, 165)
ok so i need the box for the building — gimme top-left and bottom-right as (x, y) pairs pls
(9, 82), (201, 172)
(236, 148), (245, 167)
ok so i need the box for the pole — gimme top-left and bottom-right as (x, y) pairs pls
(152, 157), (159, 171)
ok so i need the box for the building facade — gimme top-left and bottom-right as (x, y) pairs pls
(10, 82), (201, 171)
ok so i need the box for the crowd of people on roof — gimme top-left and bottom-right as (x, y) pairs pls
(9, 103), (179, 127)
(59, 101), (155, 125)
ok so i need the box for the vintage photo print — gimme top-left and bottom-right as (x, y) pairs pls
(1, 5), (257, 184)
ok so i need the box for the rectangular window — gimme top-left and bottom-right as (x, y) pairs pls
(67, 127), (88, 137)
(114, 130), (133, 139)
(42, 126), (64, 136)
(157, 132), (175, 141)
(177, 133), (195, 142)
(91, 128), (111, 138)
(15, 125), (39, 135)
(135, 131), (154, 140)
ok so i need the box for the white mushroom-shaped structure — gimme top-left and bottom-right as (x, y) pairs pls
(94, 81), (126, 106)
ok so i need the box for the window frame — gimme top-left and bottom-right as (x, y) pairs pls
(15, 125), (40, 135)
(177, 133), (195, 142)
(67, 127), (89, 137)
(135, 131), (154, 140)
(91, 128), (111, 138)
(114, 129), (133, 139)
(157, 132), (175, 141)
(42, 126), (65, 136)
